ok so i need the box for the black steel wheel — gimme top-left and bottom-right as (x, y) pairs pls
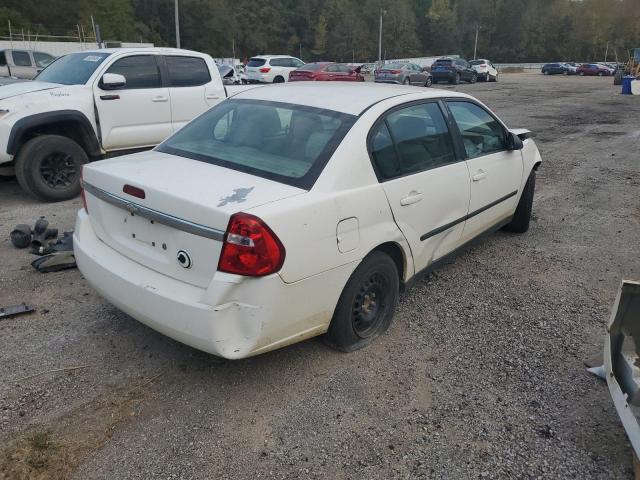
(324, 251), (399, 352)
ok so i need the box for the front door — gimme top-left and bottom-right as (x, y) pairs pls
(446, 100), (523, 242)
(94, 54), (172, 150)
(369, 101), (471, 273)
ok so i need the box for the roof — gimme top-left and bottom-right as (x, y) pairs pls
(232, 82), (469, 116)
(64, 47), (207, 56)
(250, 55), (298, 59)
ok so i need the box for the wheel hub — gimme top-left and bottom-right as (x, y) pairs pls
(352, 273), (387, 338)
(40, 152), (77, 189)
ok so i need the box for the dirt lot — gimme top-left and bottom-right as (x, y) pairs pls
(1, 73), (639, 479)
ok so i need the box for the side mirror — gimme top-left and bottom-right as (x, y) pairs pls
(101, 73), (126, 90)
(354, 65), (362, 73)
(506, 131), (524, 150)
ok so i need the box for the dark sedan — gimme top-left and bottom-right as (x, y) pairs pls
(374, 62), (432, 86)
(431, 58), (477, 84)
(289, 62), (364, 82)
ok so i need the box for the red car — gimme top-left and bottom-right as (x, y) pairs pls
(577, 63), (613, 76)
(289, 62), (364, 82)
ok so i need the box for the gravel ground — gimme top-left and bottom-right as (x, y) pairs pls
(0, 73), (639, 479)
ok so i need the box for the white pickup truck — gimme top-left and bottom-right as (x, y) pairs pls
(0, 47), (254, 201)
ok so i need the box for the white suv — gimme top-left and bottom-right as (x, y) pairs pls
(245, 55), (305, 83)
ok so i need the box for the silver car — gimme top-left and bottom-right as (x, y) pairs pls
(374, 62), (432, 87)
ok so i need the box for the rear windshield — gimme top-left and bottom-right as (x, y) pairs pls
(434, 59), (453, 64)
(384, 63), (405, 70)
(469, 60), (486, 65)
(158, 99), (356, 190)
(247, 58), (266, 67)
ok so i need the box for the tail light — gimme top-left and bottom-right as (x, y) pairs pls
(80, 166), (88, 213)
(259, 67), (271, 73)
(479, 64), (487, 67)
(390, 69), (401, 74)
(218, 213), (285, 277)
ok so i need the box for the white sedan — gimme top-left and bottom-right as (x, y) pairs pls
(75, 83), (542, 359)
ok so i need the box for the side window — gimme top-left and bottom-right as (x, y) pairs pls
(270, 58), (285, 67)
(326, 64), (339, 72)
(291, 58), (304, 68)
(386, 103), (456, 175)
(105, 55), (161, 89)
(370, 122), (401, 180)
(447, 101), (506, 159)
(34, 52), (55, 68)
(12, 51), (32, 67)
(165, 56), (211, 87)
(0, 52), (6, 66)
(338, 64), (352, 73)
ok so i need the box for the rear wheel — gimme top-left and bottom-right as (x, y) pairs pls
(425, 76), (433, 87)
(504, 170), (536, 233)
(469, 73), (478, 83)
(324, 251), (399, 352)
(273, 76), (285, 83)
(403, 77), (411, 85)
(597, 71), (603, 77)
(15, 135), (88, 202)
(491, 73), (498, 82)
(452, 73), (460, 85)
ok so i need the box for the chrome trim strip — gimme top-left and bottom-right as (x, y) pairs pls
(83, 181), (225, 242)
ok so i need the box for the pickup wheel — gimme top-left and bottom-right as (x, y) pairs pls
(15, 135), (88, 202)
(504, 170), (536, 233)
(324, 251), (399, 352)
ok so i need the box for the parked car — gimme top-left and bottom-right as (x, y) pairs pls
(0, 48), (56, 79)
(0, 47), (258, 201)
(469, 59), (499, 82)
(245, 55), (305, 83)
(577, 63), (613, 76)
(289, 62), (364, 82)
(75, 83), (542, 359)
(374, 62), (432, 86)
(218, 64), (240, 85)
(431, 58), (477, 84)
(563, 63), (579, 75)
(542, 63), (567, 75)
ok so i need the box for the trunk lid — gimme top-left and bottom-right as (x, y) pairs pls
(83, 150), (305, 288)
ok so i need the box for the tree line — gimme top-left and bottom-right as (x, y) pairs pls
(1, 0), (639, 63)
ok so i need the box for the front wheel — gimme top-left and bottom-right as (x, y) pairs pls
(425, 76), (433, 87)
(504, 170), (536, 233)
(597, 71), (603, 77)
(452, 73), (460, 85)
(324, 251), (399, 352)
(469, 73), (477, 84)
(15, 135), (88, 202)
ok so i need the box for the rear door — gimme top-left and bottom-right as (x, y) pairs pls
(446, 100), (523, 242)
(94, 54), (172, 150)
(369, 101), (471, 273)
(164, 55), (224, 131)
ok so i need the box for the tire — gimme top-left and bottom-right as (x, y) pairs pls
(563, 70), (569, 75)
(469, 73), (477, 84)
(15, 135), (88, 202)
(273, 76), (285, 83)
(324, 251), (399, 352)
(579, 71), (584, 76)
(425, 76), (433, 87)
(543, 70), (548, 75)
(504, 170), (536, 233)
(597, 71), (603, 77)
(453, 73), (460, 85)
(403, 77), (411, 85)
(491, 74), (498, 82)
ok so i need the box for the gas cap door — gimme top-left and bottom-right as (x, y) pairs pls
(336, 217), (359, 253)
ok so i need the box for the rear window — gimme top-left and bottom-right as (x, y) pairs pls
(158, 99), (356, 189)
(165, 56), (211, 87)
(300, 63), (325, 71)
(470, 60), (485, 66)
(385, 63), (405, 70)
(12, 51), (32, 67)
(434, 59), (452, 65)
(247, 58), (266, 67)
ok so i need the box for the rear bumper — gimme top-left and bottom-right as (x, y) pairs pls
(432, 72), (455, 81)
(74, 209), (356, 359)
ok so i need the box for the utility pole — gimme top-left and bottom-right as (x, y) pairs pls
(604, 41), (609, 62)
(90, 15), (98, 47)
(473, 23), (480, 60)
(232, 38), (235, 63)
(378, 8), (385, 64)
(175, 0), (181, 49)
(299, 43), (302, 60)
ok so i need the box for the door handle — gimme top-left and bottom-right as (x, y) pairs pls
(206, 94), (220, 100)
(151, 96), (168, 102)
(400, 191), (423, 206)
(472, 170), (487, 182)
